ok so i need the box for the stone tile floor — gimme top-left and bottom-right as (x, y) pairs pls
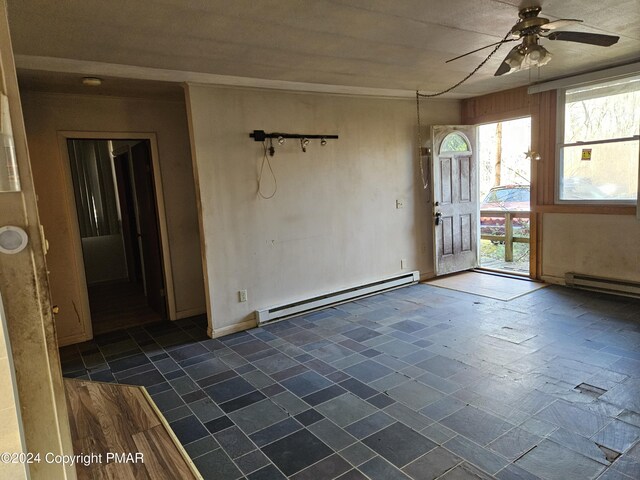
(60, 283), (640, 480)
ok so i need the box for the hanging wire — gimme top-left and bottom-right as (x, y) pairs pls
(416, 91), (428, 191)
(417, 30), (511, 99)
(258, 139), (277, 199)
(415, 30), (512, 193)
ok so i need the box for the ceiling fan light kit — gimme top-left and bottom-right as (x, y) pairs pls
(500, 36), (553, 76)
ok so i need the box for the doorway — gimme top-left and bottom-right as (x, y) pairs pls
(477, 117), (531, 275)
(67, 138), (167, 334)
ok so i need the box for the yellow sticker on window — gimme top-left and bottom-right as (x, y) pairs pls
(581, 148), (592, 161)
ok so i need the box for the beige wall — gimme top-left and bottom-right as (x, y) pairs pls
(543, 213), (640, 283)
(21, 91), (206, 344)
(187, 85), (460, 334)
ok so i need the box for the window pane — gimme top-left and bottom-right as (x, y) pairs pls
(564, 75), (640, 143)
(560, 140), (639, 201)
(440, 133), (469, 153)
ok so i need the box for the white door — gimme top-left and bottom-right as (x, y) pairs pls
(431, 126), (478, 276)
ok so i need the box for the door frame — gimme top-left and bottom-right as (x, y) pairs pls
(473, 116), (535, 278)
(57, 131), (176, 342)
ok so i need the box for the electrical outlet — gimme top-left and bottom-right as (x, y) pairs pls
(239, 290), (248, 302)
(396, 199), (404, 209)
(401, 259), (407, 269)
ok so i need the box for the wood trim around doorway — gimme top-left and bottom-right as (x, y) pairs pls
(56, 131), (176, 344)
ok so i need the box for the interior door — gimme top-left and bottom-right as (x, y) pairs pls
(130, 141), (167, 319)
(431, 126), (478, 276)
(113, 151), (142, 283)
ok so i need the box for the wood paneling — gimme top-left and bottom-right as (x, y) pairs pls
(461, 87), (531, 125)
(65, 379), (200, 480)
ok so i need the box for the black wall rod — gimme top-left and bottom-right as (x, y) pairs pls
(250, 130), (339, 142)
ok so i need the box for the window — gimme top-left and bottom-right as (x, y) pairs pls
(557, 74), (640, 202)
(440, 132), (470, 153)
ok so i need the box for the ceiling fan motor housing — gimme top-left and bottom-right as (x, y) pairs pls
(511, 6), (550, 38)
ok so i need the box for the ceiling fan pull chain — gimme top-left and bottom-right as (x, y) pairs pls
(418, 31), (511, 98)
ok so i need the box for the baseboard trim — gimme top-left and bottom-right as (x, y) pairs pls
(420, 271), (435, 281)
(175, 307), (207, 320)
(541, 275), (565, 286)
(209, 318), (257, 339)
(57, 332), (92, 347)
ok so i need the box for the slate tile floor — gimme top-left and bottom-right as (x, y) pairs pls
(60, 283), (640, 480)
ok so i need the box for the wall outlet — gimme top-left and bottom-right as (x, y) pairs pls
(396, 199), (404, 209)
(401, 259), (407, 269)
(239, 289), (248, 302)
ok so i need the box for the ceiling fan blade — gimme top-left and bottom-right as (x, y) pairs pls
(547, 31), (620, 46)
(495, 60), (511, 77)
(542, 18), (583, 30)
(446, 39), (516, 63)
(494, 45), (521, 76)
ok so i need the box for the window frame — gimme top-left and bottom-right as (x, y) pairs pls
(555, 76), (640, 205)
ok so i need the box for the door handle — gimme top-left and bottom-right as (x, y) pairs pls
(434, 211), (442, 226)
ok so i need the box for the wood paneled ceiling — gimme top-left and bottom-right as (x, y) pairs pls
(7, 0), (640, 97)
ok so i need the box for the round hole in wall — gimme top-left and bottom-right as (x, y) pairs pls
(0, 226), (28, 254)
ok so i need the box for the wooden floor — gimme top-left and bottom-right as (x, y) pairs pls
(89, 281), (161, 335)
(426, 271), (547, 301)
(65, 378), (201, 480)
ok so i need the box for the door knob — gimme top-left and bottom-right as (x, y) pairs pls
(52, 305), (60, 314)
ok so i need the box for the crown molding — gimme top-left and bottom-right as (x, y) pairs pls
(15, 55), (439, 99)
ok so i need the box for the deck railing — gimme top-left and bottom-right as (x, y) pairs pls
(480, 210), (530, 262)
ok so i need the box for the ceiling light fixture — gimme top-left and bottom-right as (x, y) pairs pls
(301, 138), (310, 152)
(320, 137), (327, 146)
(277, 136), (286, 145)
(81, 77), (103, 86)
(496, 36), (552, 76)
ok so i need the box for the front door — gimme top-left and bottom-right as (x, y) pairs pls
(431, 126), (478, 276)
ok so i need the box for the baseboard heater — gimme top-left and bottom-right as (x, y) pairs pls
(565, 272), (640, 298)
(256, 271), (420, 325)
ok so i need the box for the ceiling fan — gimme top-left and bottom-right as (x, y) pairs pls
(446, 6), (620, 76)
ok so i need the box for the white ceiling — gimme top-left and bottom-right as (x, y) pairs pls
(7, 0), (640, 98)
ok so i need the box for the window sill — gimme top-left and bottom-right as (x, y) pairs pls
(535, 204), (637, 215)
